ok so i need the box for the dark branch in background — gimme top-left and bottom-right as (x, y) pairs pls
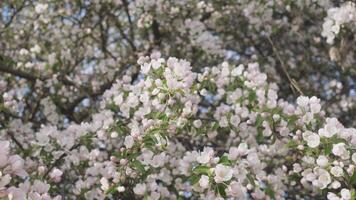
(122, 0), (134, 41)
(7, 130), (25, 152)
(1, 1), (27, 29)
(151, 20), (161, 46)
(0, 59), (44, 81)
(43, 143), (81, 179)
(109, 13), (137, 51)
(266, 36), (304, 96)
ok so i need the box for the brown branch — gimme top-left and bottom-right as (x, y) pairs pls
(266, 36), (304, 96)
(122, 0), (134, 41)
(7, 130), (25, 152)
(43, 143), (81, 179)
(0, 62), (43, 81)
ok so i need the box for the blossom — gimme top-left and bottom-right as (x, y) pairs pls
(197, 147), (214, 164)
(302, 131), (320, 148)
(199, 175), (209, 188)
(0, 141), (10, 168)
(228, 147), (239, 160)
(318, 118), (341, 138)
(214, 164), (233, 183)
(297, 96), (309, 108)
(50, 168), (63, 182)
(117, 186), (125, 192)
(193, 120), (202, 128)
(35, 3), (48, 14)
(309, 96), (321, 114)
(226, 181), (246, 198)
(340, 189), (351, 200)
(332, 143), (349, 159)
(330, 166), (343, 177)
(124, 136), (134, 149)
(133, 183), (146, 195)
(313, 168), (331, 189)
(100, 177), (109, 191)
(316, 155), (329, 167)
(31, 180), (50, 194)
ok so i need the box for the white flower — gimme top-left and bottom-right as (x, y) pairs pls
(236, 143), (248, 156)
(150, 153), (165, 168)
(19, 48), (29, 56)
(302, 131), (320, 148)
(117, 186), (125, 192)
(327, 192), (340, 200)
(113, 95), (123, 106)
(332, 143), (349, 159)
(32, 180), (50, 194)
(193, 120), (202, 128)
(231, 64), (244, 76)
(309, 96), (321, 113)
(227, 181), (246, 198)
(297, 96), (309, 108)
(100, 177), (109, 191)
(0, 141), (10, 168)
(133, 183), (146, 195)
(30, 44), (41, 54)
(197, 147), (214, 164)
(313, 168), (331, 189)
(331, 181), (341, 189)
(111, 131), (118, 138)
(199, 175), (209, 188)
(293, 163), (302, 173)
(228, 147), (239, 160)
(35, 3), (48, 14)
(352, 153), (356, 163)
(141, 63), (151, 74)
(50, 168), (63, 182)
(219, 116), (229, 127)
(330, 166), (343, 177)
(214, 164), (233, 183)
(316, 155), (329, 167)
(341, 188), (351, 200)
(124, 135), (134, 148)
(319, 118), (340, 138)
(230, 115), (240, 127)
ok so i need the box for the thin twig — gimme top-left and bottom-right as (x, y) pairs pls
(266, 36), (304, 96)
(7, 131), (25, 152)
(43, 143), (81, 179)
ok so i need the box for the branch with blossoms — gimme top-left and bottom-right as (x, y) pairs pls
(3, 54), (353, 199)
(0, 1), (356, 200)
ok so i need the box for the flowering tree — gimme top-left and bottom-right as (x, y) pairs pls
(0, 1), (355, 200)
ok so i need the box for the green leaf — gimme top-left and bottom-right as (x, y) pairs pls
(215, 183), (227, 198)
(131, 160), (145, 174)
(286, 140), (298, 149)
(287, 115), (299, 127)
(329, 136), (347, 144)
(256, 129), (264, 144)
(193, 165), (210, 175)
(265, 186), (275, 199)
(350, 169), (356, 187)
(246, 174), (256, 187)
(248, 91), (257, 104)
(324, 143), (332, 156)
(218, 155), (232, 166)
(189, 175), (200, 185)
(255, 114), (264, 127)
(351, 189), (356, 200)
(105, 185), (117, 195)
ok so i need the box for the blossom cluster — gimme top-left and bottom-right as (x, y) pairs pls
(2, 54), (355, 199)
(321, 2), (356, 44)
(0, 0), (355, 199)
